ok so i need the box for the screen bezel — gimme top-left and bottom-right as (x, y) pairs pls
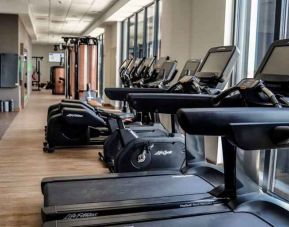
(255, 40), (289, 82)
(156, 61), (176, 80)
(180, 59), (201, 77)
(196, 46), (236, 80)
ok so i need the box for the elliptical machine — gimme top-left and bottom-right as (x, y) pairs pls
(102, 46), (239, 172)
(44, 58), (178, 152)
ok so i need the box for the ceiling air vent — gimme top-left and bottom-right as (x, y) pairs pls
(51, 20), (67, 24)
(36, 17), (47, 21)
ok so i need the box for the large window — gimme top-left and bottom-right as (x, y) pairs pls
(157, 0), (162, 57)
(146, 4), (155, 57)
(122, 19), (128, 61)
(234, 0), (276, 82)
(129, 16), (136, 57)
(255, 0), (276, 68)
(137, 10), (145, 57)
(234, 0), (289, 202)
(272, 149), (289, 201)
(233, 0), (251, 84)
(270, 0), (289, 202)
(121, 0), (161, 59)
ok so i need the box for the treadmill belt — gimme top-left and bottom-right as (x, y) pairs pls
(111, 212), (270, 227)
(44, 174), (213, 206)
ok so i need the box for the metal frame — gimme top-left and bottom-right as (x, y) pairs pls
(153, 0), (160, 57)
(143, 8), (148, 57)
(134, 13), (138, 57)
(97, 34), (104, 99)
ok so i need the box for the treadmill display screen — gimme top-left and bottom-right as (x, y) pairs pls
(156, 62), (175, 80)
(199, 51), (232, 75)
(144, 58), (153, 66)
(180, 61), (200, 77)
(262, 46), (289, 75)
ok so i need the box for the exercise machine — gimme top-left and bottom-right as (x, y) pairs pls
(41, 40), (289, 225)
(102, 46), (237, 172)
(32, 56), (43, 91)
(43, 59), (178, 152)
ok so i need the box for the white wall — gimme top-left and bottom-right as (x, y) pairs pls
(160, 0), (193, 83)
(160, 0), (227, 164)
(103, 22), (119, 105)
(190, 0), (226, 58)
(19, 18), (32, 103)
(0, 14), (32, 111)
(161, 0), (226, 70)
(32, 45), (64, 83)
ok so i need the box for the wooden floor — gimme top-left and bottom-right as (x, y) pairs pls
(0, 112), (17, 139)
(0, 91), (108, 226)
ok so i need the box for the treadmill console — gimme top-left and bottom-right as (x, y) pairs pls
(179, 75), (195, 84)
(195, 46), (239, 89)
(237, 79), (260, 90)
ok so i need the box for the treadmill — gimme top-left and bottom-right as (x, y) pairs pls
(41, 46), (239, 222)
(104, 46), (238, 103)
(44, 106), (289, 226)
(131, 57), (156, 86)
(105, 46), (237, 137)
(43, 39), (289, 226)
(120, 58), (145, 87)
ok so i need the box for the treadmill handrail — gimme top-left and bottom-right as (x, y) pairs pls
(104, 88), (166, 101)
(127, 93), (216, 114)
(177, 107), (289, 150)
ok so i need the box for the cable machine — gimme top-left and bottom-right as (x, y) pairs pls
(32, 56), (44, 91)
(62, 36), (98, 100)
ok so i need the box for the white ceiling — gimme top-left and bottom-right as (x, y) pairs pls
(30, 0), (118, 44)
(0, 0), (155, 44)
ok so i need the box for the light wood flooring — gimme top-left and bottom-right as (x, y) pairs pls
(0, 91), (108, 226)
(0, 112), (17, 139)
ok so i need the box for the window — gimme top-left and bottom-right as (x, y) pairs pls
(269, 0), (289, 201)
(281, 0), (289, 38)
(120, 1), (161, 59)
(137, 10), (145, 57)
(254, 0), (276, 68)
(97, 34), (104, 99)
(146, 4), (155, 57)
(234, 0), (289, 201)
(234, 0), (276, 83)
(233, 0), (251, 84)
(129, 16), (136, 57)
(122, 19), (128, 61)
(157, 0), (162, 57)
(272, 149), (289, 201)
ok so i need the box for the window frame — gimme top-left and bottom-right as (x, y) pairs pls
(233, 0), (288, 201)
(120, 0), (161, 59)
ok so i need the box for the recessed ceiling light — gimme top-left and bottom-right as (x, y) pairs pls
(58, 1), (62, 4)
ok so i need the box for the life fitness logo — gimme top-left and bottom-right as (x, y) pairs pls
(66, 114), (84, 118)
(149, 144), (173, 156)
(154, 150), (173, 156)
